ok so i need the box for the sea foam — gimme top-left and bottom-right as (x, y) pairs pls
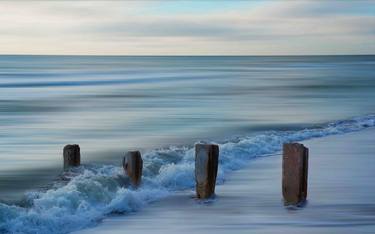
(0, 115), (374, 234)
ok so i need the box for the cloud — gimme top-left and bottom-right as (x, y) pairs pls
(0, 0), (374, 55)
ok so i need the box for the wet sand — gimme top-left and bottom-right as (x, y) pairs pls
(76, 128), (375, 234)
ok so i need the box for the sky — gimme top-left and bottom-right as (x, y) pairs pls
(0, 0), (374, 55)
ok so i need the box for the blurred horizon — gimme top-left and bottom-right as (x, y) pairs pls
(1, 54), (375, 56)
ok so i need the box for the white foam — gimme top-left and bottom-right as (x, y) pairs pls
(1, 115), (374, 234)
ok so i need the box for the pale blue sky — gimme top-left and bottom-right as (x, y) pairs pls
(148, 1), (264, 14)
(0, 0), (374, 55)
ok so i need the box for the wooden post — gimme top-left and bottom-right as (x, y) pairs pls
(195, 144), (219, 199)
(123, 151), (143, 187)
(63, 144), (80, 169)
(282, 143), (309, 206)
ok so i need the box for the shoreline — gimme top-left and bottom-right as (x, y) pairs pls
(76, 128), (375, 234)
(1, 117), (374, 234)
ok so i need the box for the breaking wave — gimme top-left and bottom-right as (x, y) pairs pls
(0, 115), (374, 234)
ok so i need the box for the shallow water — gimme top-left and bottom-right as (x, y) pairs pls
(0, 55), (375, 233)
(76, 129), (375, 234)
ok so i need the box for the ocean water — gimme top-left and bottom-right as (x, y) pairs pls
(0, 55), (375, 233)
(76, 128), (375, 234)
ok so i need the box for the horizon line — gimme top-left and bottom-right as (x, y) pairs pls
(0, 54), (374, 57)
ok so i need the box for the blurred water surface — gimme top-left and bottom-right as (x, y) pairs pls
(0, 55), (374, 200)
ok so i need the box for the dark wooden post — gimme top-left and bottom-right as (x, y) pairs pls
(282, 143), (309, 206)
(195, 144), (219, 199)
(63, 144), (80, 169)
(123, 151), (143, 187)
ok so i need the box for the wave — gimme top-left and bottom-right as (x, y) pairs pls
(0, 115), (374, 234)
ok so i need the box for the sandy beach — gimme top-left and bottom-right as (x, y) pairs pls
(76, 128), (375, 234)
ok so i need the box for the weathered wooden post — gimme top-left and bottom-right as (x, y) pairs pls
(123, 151), (143, 187)
(282, 143), (309, 206)
(195, 144), (219, 199)
(63, 144), (80, 169)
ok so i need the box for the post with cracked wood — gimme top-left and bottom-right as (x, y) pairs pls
(195, 143), (219, 199)
(123, 151), (143, 187)
(282, 143), (309, 206)
(63, 144), (81, 169)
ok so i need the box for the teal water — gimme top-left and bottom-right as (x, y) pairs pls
(0, 55), (375, 233)
(0, 55), (375, 200)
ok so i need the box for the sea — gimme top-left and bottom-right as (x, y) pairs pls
(0, 55), (374, 233)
